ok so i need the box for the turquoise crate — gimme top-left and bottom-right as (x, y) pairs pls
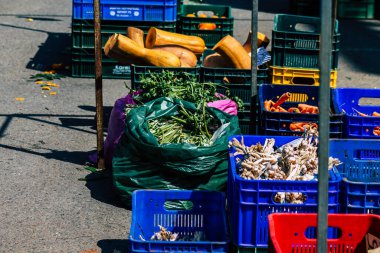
(272, 14), (340, 69)
(338, 0), (376, 19)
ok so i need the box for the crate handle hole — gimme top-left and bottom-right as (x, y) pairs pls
(294, 23), (316, 33)
(164, 200), (194, 211)
(196, 10), (215, 17)
(358, 97), (380, 106)
(304, 226), (342, 239)
(292, 77), (315, 85)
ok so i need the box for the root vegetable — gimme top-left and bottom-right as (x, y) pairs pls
(373, 111), (380, 116)
(152, 45), (197, 67)
(146, 28), (206, 54)
(212, 35), (251, 69)
(127, 27), (145, 48)
(273, 92), (291, 108)
(203, 52), (230, 68)
(105, 33), (181, 67)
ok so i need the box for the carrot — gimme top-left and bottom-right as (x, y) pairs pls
(277, 106), (288, 113)
(372, 111), (380, 117)
(288, 107), (300, 113)
(298, 104), (318, 114)
(374, 126), (380, 136)
(352, 108), (368, 117)
(290, 123), (303, 131)
(290, 122), (318, 132)
(264, 100), (274, 111)
(273, 92), (291, 108)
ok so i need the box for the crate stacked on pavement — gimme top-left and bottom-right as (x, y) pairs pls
(71, 0), (178, 78)
(177, 4), (234, 48)
(289, 0), (380, 19)
(270, 14), (340, 87)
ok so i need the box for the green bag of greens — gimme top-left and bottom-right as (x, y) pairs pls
(112, 97), (240, 207)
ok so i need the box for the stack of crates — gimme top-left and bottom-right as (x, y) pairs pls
(177, 4), (234, 48)
(270, 14), (340, 87)
(71, 0), (178, 78)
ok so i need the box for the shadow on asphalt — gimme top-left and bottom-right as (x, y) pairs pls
(97, 239), (129, 253)
(77, 105), (113, 129)
(26, 32), (71, 72)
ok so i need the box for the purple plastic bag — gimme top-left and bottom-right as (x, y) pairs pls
(207, 99), (238, 115)
(89, 90), (142, 168)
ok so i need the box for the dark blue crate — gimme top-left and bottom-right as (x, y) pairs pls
(259, 84), (344, 138)
(73, 0), (177, 21)
(129, 190), (229, 253)
(228, 135), (341, 247)
(332, 88), (380, 139)
(330, 139), (380, 214)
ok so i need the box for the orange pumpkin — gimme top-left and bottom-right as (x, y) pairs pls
(211, 15), (219, 18)
(198, 13), (207, 18)
(198, 23), (216, 30)
(186, 13), (196, 17)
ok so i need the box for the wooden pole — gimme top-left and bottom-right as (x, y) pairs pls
(93, 0), (105, 170)
(250, 0), (258, 134)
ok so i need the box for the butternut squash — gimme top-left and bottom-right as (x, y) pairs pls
(127, 27), (145, 48)
(105, 33), (181, 67)
(203, 52), (230, 68)
(243, 31), (270, 54)
(213, 35), (251, 69)
(152, 45), (197, 67)
(145, 28), (206, 54)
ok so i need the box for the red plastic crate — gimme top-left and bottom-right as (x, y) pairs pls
(268, 213), (380, 253)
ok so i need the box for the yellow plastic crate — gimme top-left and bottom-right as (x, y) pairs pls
(270, 66), (337, 88)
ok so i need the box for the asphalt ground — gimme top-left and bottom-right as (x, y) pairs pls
(0, 0), (379, 252)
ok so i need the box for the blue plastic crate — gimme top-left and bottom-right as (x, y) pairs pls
(228, 135), (341, 248)
(259, 84), (344, 138)
(330, 139), (380, 214)
(73, 0), (177, 21)
(129, 190), (229, 253)
(332, 88), (380, 139)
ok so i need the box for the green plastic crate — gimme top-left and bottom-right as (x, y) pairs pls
(72, 19), (176, 49)
(178, 4), (233, 48)
(338, 0), (376, 19)
(71, 48), (131, 79)
(272, 14), (340, 69)
(130, 65), (201, 90)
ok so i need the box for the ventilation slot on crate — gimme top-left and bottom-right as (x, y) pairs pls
(357, 149), (380, 160)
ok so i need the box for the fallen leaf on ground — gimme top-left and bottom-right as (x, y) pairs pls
(42, 86), (51, 91)
(49, 92), (57, 95)
(15, 97), (25, 101)
(26, 18), (33, 22)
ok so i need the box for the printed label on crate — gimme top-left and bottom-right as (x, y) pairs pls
(105, 7), (142, 19)
(113, 65), (131, 75)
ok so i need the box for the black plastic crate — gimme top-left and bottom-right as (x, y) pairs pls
(72, 19), (176, 49)
(272, 14), (340, 69)
(259, 84), (344, 138)
(177, 4), (233, 48)
(71, 48), (131, 79)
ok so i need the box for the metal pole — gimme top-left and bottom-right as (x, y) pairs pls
(318, 0), (333, 250)
(250, 0), (258, 134)
(94, 0), (105, 170)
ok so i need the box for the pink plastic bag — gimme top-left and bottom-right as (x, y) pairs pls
(207, 99), (238, 116)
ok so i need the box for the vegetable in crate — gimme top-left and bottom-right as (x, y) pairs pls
(264, 92), (319, 114)
(150, 225), (206, 241)
(229, 128), (341, 183)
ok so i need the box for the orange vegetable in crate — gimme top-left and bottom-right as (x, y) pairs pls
(290, 122), (318, 132)
(198, 13), (207, 18)
(152, 45), (197, 67)
(213, 35), (251, 69)
(198, 23), (216, 30)
(288, 107), (300, 113)
(243, 31), (270, 53)
(186, 13), (196, 17)
(273, 92), (291, 108)
(146, 28), (206, 54)
(352, 108), (368, 116)
(127, 27), (145, 48)
(105, 33), (181, 67)
(374, 126), (380, 135)
(373, 111), (380, 116)
(211, 15), (219, 18)
(203, 52), (230, 68)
